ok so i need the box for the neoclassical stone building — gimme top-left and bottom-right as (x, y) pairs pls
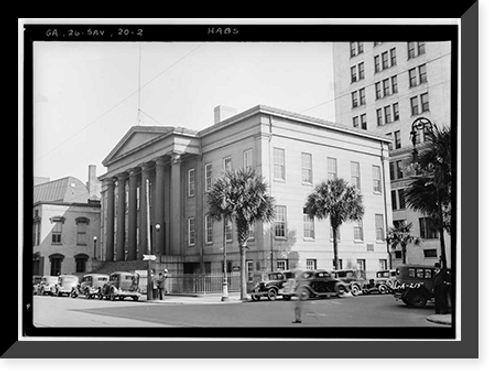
(99, 105), (393, 280)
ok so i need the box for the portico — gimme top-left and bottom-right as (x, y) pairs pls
(99, 126), (200, 264)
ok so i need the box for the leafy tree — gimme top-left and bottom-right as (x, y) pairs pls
(406, 125), (452, 268)
(304, 178), (364, 270)
(385, 220), (421, 265)
(207, 167), (276, 300)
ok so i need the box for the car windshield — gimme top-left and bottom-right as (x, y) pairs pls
(377, 272), (389, 278)
(61, 277), (77, 285)
(268, 273), (283, 280)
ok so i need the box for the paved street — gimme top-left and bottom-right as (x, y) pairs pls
(33, 292), (449, 329)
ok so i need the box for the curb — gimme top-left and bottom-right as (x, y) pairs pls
(426, 314), (452, 325)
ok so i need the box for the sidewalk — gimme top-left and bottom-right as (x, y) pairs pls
(426, 313), (452, 325)
(143, 292), (246, 305)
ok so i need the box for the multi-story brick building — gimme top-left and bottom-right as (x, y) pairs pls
(333, 41), (452, 266)
(99, 105), (393, 281)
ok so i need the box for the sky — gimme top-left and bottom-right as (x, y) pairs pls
(33, 41), (337, 183)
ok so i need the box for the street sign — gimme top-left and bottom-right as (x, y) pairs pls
(232, 265), (241, 271)
(142, 255), (157, 261)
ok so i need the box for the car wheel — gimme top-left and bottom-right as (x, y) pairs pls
(267, 288), (278, 301)
(84, 289), (91, 299)
(378, 284), (388, 294)
(282, 295), (291, 301)
(251, 294), (260, 301)
(337, 285), (347, 297)
(351, 284), (361, 296)
(407, 292), (427, 308)
(132, 296), (139, 301)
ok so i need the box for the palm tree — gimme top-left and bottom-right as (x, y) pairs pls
(304, 178), (364, 270)
(207, 167), (276, 300)
(406, 125), (452, 268)
(385, 221), (421, 265)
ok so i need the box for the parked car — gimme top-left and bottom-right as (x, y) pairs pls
(79, 274), (110, 299)
(282, 269), (350, 300)
(331, 269), (367, 296)
(374, 269), (397, 293)
(250, 270), (295, 301)
(52, 275), (80, 297)
(33, 276), (42, 294)
(37, 276), (59, 296)
(393, 264), (440, 308)
(99, 271), (141, 301)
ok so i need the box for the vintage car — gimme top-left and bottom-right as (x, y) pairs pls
(52, 275), (80, 297)
(99, 271), (141, 301)
(250, 270), (295, 301)
(393, 264), (438, 308)
(331, 269), (367, 296)
(37, 276), (59, 296)
(79, 273), (110, 299)
(374, 269), (397, 293)
(33, 276), (42, 294)
(282, 269), (350, 300)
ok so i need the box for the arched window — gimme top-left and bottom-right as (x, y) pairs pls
(74, 254), (89, 273)
(49, 216), (66, 245)
(49, 253), (64, 276)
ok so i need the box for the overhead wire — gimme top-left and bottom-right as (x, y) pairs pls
(36, 43), (204, 163)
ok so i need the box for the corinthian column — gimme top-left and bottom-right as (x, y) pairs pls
(170, 153), (182, 255)
(115, 173), (127, 261)
(139, 163), (151, 258)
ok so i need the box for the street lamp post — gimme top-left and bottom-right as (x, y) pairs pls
(93, 236), (97, 259)
(221, 215), (229, 301)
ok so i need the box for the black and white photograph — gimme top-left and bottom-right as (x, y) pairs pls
(12, 12), (483, 364)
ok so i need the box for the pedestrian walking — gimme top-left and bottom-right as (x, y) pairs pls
(157, 269), (167, 300)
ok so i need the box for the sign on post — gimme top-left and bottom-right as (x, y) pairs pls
(142, 255), (157, 261)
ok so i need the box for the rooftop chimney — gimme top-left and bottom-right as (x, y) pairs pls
(87, 164), (101, 201)
(214, 105), (237, 124)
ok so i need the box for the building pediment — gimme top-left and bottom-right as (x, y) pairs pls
(102, 126), (176, 167)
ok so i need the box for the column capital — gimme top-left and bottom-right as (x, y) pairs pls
(127, 167), (141, 177)
(171, 153), (182, 165)
(154, 157), (169, 167)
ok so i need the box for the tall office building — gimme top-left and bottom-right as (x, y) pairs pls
(333, 41), (452, 266)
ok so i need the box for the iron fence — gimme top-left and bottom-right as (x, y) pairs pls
(166, 272), (241, 294)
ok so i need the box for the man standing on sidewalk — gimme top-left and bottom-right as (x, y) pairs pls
(157, 270), (167, 300)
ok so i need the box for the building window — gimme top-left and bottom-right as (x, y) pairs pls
(327, 157), (337, 180)
(274, 205), (287, 239)
(353, 219), (364, 241)
(375, 82), (382, 99)
(360, 113), (367, 130)
(303, 209), (315, 240)
(352, 88), (365, 108)
(248, 222), (255, 240)
(373, 165), (382, 193)
(393, 103), (399, 121)
(424, 249), (438, 258)
(386, 133), (393, 150)
(421, 92), (430, 112)
(375, 49), (396, 73)
(408, 42), (425, 59)
(376, 108), (383, 126)
(205, 215), (213, 245)
(357, 259), (366, 271)
(51, 221), (63, 244)
(374, 55), (380, 73)
(246, 260), (254, 282)
(409, 64), (427, 87)
(419, 218), (438, 239)
(379, 259), (388, 270)
(188, 217), (195, 246)
(306, 259), (317, 270)
(276, 260), (288, 271)
(358, 62), (365, 80)
(396, 160), (404, 179)
(391, 75), (398, 94)
(390, 48), (397, 66)
(351, 66), (357, 83)
(350, 42), (363, 58)
(384, 105), (392, 124)
(398, 189), (406, 209)
(50, 256), (63, 276)
(188, 168), (195, 197)
(394, 130), (401, 149)
(351, 161), (361, 190)
(359, 88), (366, 105)
(351, 62), (365, 83)
(76, 220), (88, 246)
(224, 218), (233, 242)
(223, 156), (232, 172)
(353, 116), (359, 129)
(375, 214), (385, 242)
(411, 92), (430, 115)
(205, 163), (212, 192)
(75, 255), (87, 273)
(391, 190), (398, 211)
(243, 149), (253, 170)
(273, 148), (286, 180)
(302, 152), (313, 184)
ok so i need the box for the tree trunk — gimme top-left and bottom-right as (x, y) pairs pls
(439, 227), (447, 269)
(331, 219), (340, 270)
(239, 243), (247, 300)
(402, 244), (407, 265)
